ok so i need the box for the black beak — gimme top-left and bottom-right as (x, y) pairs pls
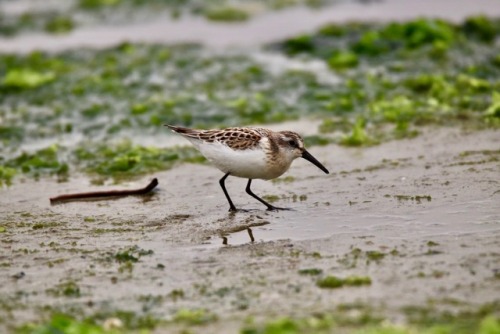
(302, 150), (329, 174)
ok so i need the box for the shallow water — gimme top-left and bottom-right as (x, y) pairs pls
(215, 198), (500, 246)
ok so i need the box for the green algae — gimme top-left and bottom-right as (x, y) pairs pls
(241, 315), (335, 334)
(0, 12), (76, 37)
(46, 280), (81, 298)
(15, 314), (112, 334)
(485, 91), (500, 121)
(365, 251), (385, 262)
(274, 16), (500, 145)
(303, 135), (332, 147)
(272, 175), (296, 183)
(0, 0), (337, 37)
(2, 69), (56, 89)
(79, 0), (121, 9)
(0, 166), (16, 186)
(262, 194), (280, 203)
(1, 140), (205, 184)
(2, 145), (68, 182)
(340, 118), (374, 147)
(1, 17), (499, 186)
(44, 16), (76, 34)
(74, 140), (204, 182)
(328, 51), (359, 69)
(204, 6), (250, 22)
(18, 311), (162, 333)
(393, 195), (432, 203)
(316, 275), (372, 289)
(281, 16), (500, 59)
(298, 268), (323, 275)
(401, 302), (500, 334)
(114, 246), (154, 263)
(173, 308), (218, 325)
(0, 44), (331, 160)
(239, 309), (500, 334)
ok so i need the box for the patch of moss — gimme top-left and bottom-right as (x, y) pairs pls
(241, 312), (500, 334)
(114, 245), (153, 263)
(204, 6), (249, 22)
(168, 289), (185, 301)
(462, 15), (498, 43)
(241, 315), (334, 334)
(74, 140), (204, 182)
(298, 268), (323, 276)
(262, 195), (280, 203)
(328, 51), (359, 69)
(46, 281), (81, 298)
(283, 35), (315, 55)
(86, 309), (161, 330)
(2, 69), (55, 89)
(272, 16), (500, 141)
(32, 221), (64, 230)
(79, 0), (121, 10)
(2, 17), (500, 186)
(309, 17), (500, 60)
(485, 91), (500, 120)
(365, 251), (385, 262)
(402, 302), (500, 334)
(393, 195), (432, 203)
(16, 314), (105, 334)
(0, 166), (16, 187)
(272, 176), (296, 183)
(303, 135), (332, 147)
(3, 145), (68, 182)
(316, 275), (372, 289)
(340, 118), (374, 147)
(44, 16), (75, 34)
(173, 308), (217, 325)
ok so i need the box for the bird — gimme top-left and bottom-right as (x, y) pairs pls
(165, 125), (329, 211)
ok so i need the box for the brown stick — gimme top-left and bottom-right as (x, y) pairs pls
(49, 178), (159, 204)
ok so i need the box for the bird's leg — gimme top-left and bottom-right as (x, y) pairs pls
(219, 173), (237, 212)
(245, 179), (290, 211)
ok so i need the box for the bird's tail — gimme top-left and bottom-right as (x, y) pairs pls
(164, 124), (191, 134)
(164, 124), (202, 139)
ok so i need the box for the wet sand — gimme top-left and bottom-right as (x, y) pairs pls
(1, 127), (499, 331)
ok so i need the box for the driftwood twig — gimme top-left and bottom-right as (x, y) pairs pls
(50, 178), (159, 204)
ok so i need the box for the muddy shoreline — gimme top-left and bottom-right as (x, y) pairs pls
(1, 127), (499, 332)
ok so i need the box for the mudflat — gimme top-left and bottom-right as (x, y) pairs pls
(1, 126), (498, 332)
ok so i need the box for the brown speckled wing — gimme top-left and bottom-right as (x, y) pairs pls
(198, 128), (262, 150)
(165, 125), (201, 138)
(166, 125), (263, 150)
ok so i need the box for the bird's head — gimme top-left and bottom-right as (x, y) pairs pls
(278, 131), (329, 174)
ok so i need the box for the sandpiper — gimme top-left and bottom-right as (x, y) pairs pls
(165, 125), (329, 211)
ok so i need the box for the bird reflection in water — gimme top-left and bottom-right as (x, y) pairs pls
(220, 221), (269, 245)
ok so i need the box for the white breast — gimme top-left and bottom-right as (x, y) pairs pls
(188, 138), (282, 180)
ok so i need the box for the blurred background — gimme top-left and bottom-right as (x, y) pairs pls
(0, 0), (499, 184)
(0, 1), (499, 334)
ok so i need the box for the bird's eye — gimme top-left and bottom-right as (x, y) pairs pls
(289, 140), (297, 147)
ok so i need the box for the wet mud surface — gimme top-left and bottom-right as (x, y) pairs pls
(1, 127), (499, 331)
